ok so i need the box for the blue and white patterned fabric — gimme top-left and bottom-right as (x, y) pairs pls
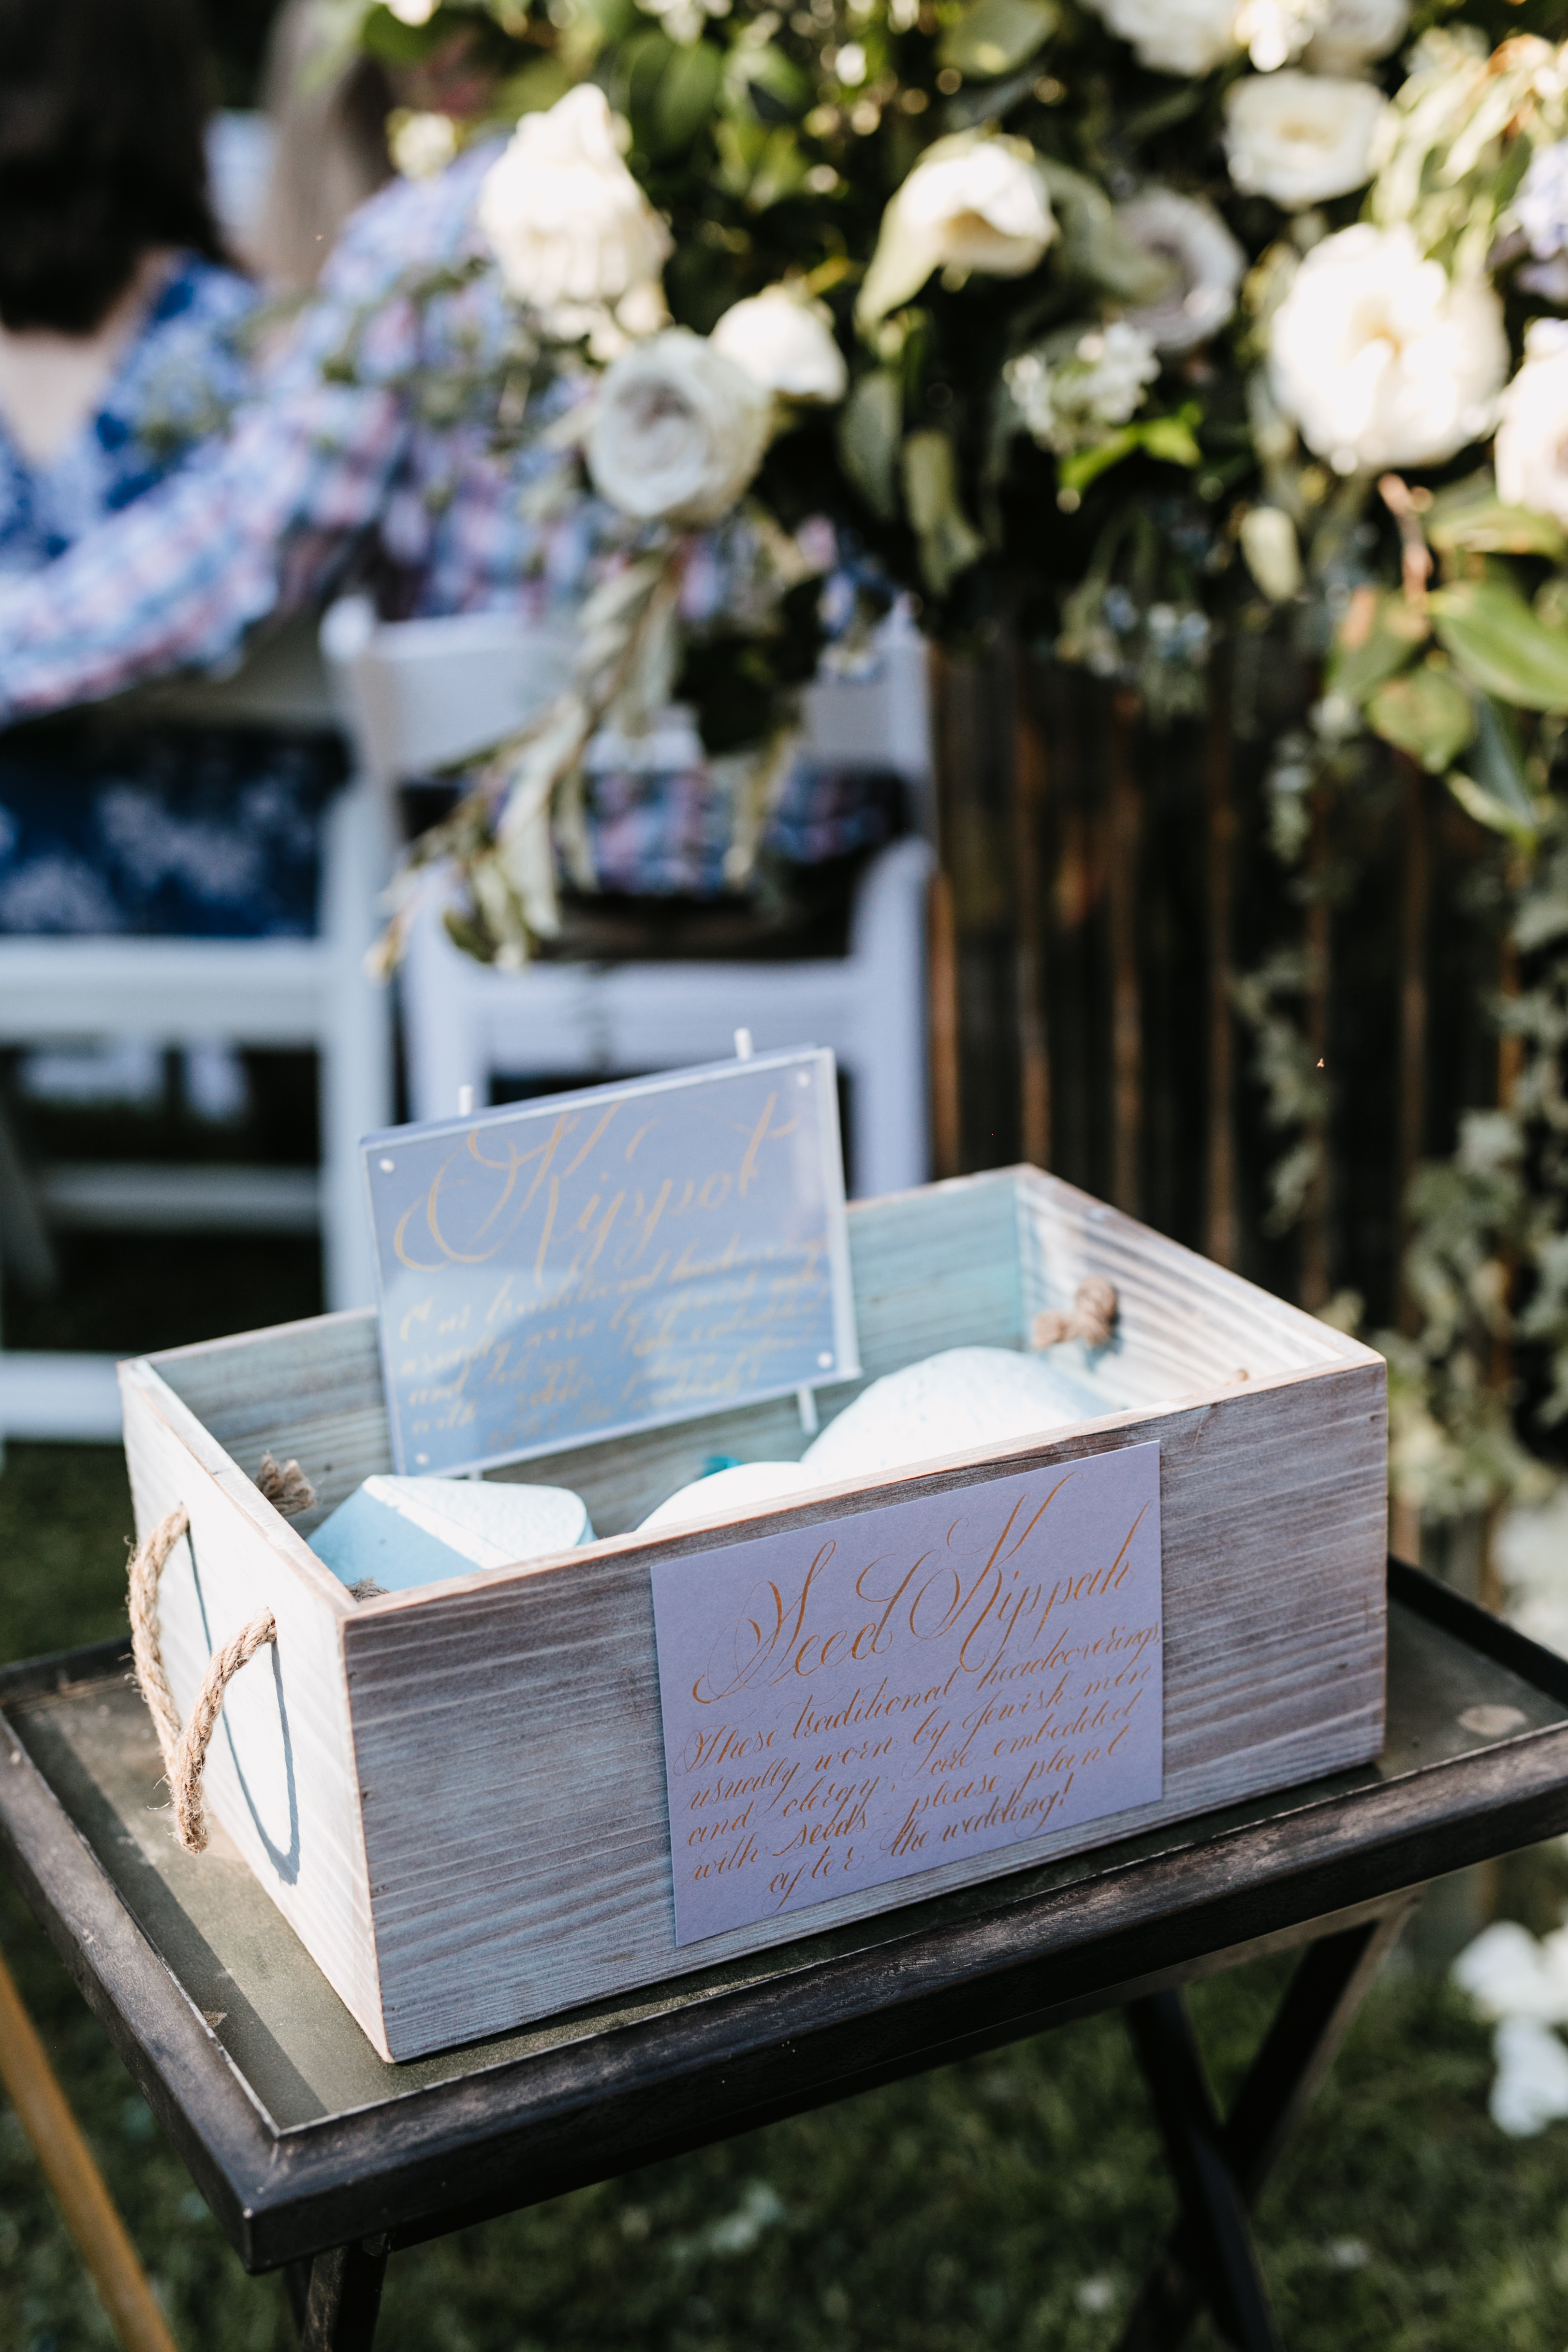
(0, 253), (255, 574)
(0, 158), (901, 907)
(0, 251), (354, 941)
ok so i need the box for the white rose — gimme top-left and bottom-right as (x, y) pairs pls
(587, 329), (773, 525)
(390, 111), (458, 182)
(1084, 0), (1240, 77)
(1115, 189), (1245, 352)
(1304, 0), (1410, 73)
(710, 287), (848, 403)
(857, 134), (1055, 326)
(1233, 0), (1326, 72)
(1496, 321), (1568, 529)
(478, 87), (672, 316)
(1224, 72), (1388, 208)
(1268, 223), (1508, 473)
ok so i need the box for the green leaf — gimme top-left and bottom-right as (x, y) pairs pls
(1425, 473), (1567, 561)
(1365, 661), (1476, 774)
(494, 56), (575, 117)
(727, 43), (811, 121)
(1137, 413), (1202, 468)
(652, 37), (723, 152)
(1429, 489), (1561, 557)
(1325, 590), (1429, 707)
(902, 429), (984, 596)
(938, 0), (1057, 80)
(1446, 695), (1541, 840)
(1034, 157), (1170, 304)
(837, 370), (903, 520)
(1430, 576), (1568, 711)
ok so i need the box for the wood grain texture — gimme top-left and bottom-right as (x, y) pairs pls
(117, 1366), (387, 2055)
(123, 1166), (1388, 2060)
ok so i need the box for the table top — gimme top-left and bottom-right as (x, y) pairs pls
(4, 1562), (1568, 2272)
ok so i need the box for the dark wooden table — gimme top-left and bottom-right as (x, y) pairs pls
(5, 1561), (1568, 2352)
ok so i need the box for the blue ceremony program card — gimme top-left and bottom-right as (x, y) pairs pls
(363, 1049), (860, 1477)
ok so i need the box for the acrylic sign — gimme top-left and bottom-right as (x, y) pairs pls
(650, 1442), (1162, 1945)
(363, 1049), (859, 1477)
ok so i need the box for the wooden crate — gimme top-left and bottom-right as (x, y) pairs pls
(118, 1166), (1387, 2062)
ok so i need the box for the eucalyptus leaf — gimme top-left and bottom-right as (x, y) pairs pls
(1430, 576), (1568, 712)
(1365, 662), (1476, 774)
(837, 370), (903, 520)
(938, 0), (1057, 80)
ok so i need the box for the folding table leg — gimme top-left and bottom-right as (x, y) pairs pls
(1123, 1989), (1282, 2352)
(295, 2235), (390, 2352)
(1116, 1902), (1412, 2352)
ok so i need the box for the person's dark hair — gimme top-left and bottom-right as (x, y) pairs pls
(0, 0), (224, 334)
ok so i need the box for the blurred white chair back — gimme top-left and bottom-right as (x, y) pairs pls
(322, 599), (936, 1200)
(0, 613), (395, 1448)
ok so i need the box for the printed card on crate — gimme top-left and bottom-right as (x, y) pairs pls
(651, 1442), (1163, 1944)
(363, 1049), (860, 1476)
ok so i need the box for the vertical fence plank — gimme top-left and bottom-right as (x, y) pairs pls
(1108, 687), (1143, 1217)
(1396, 754), (1430, 1335)
(1204, 673), (1238, 1270)
(1013, 645), (1051, 1169)
(927, 643), (962, 1180)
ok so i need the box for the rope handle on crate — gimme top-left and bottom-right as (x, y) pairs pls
(126, 1455), (314, 1856)
(1030, 1277), (1118, 1353)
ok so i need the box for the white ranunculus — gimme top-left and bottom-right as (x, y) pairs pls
(1224, 71), (1388, 208)
(1084, 0), (1240, 76)
(478, 87), (672, 317)
(587, 329), (773, 525)
(710, 287), (848, 403)
(1268, 223), (1508, 473)
(1496, 321), (1568, 529)
(1115, 190), (1245, 353)
(857, 134), (1055, 326)
(1304, 0), (1410, 73)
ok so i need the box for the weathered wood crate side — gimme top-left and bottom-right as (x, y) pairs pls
(117, 1362), (387, 2054)
(341, 1356), (1384, 2057)
(126, 1166), (1388, 2060)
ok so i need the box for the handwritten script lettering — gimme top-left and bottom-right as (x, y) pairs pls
(650, 1442), (1162, 1944)
(366, 1052), (857, 1475)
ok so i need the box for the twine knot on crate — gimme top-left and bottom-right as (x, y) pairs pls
(257, 1451), (316, 1517)
(126, 1505), (278, 1857)
(1031, 1277), (1118, 1354)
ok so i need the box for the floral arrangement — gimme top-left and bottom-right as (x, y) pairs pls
(330, 0), (1568, 1520)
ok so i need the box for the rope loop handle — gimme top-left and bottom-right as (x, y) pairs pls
(1031, 1276), (1118, 1354)
(126, 1506), (277, 1856)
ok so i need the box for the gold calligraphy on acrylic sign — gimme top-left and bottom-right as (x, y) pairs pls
(364, 1050), (859, 1476)
(649, 1443), (1162, 1943)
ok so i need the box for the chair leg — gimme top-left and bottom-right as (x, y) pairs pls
(845, 838), (935, 1198)
(319, 779), (396, 1313)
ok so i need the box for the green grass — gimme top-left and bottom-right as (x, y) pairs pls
(5, 1444), (1568, 2352)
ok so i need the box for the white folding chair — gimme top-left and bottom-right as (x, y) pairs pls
(322, 601), (936, 1198)
(0, 614), (395, 1446)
